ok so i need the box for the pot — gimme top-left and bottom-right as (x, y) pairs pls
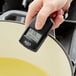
(0, 21), (73, 76)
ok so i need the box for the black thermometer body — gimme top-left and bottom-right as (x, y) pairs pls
(19, 17), (53, 52)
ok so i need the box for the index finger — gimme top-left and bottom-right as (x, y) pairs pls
(25, 0), (42, 26)
(35, 2), (57, 30)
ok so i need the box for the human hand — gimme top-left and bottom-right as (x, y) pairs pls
(25, 0), (72, 30)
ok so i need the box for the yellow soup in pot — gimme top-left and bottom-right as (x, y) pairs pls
(0, 58), (48, 76)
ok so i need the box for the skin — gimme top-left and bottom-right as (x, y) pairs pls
(25, 0), (72, 30)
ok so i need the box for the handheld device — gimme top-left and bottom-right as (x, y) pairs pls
(19, 16), (53, 52)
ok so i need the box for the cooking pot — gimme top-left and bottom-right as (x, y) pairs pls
(0, 21), (73, 76)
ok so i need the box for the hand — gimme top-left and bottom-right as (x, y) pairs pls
(25, 0), (72, 30)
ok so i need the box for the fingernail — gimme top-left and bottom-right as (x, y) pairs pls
(35, 22), (43, 30)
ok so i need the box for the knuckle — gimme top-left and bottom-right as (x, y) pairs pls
(45, 1), (56, 11)
(28, 3), (33, 9)
(28, 4), (32, 9)
(38, 13), (46, 19)
(47, 2), (55, 8)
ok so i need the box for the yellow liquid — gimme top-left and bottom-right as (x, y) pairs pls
(0, 58), (48, 76)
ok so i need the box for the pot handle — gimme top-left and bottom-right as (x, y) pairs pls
(0, 10), (27, 21)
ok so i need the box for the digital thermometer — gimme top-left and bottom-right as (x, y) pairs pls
(19, 17), (53, 52)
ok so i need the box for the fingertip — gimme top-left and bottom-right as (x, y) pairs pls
(25, 17), (30, 27)
(25, 12), (33, 27)
(35, 19), (43, 30)
(52, 15), (64, 29)
(35, 14), (46, 30)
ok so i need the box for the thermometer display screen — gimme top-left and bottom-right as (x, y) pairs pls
(24, 28), (42, 43)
